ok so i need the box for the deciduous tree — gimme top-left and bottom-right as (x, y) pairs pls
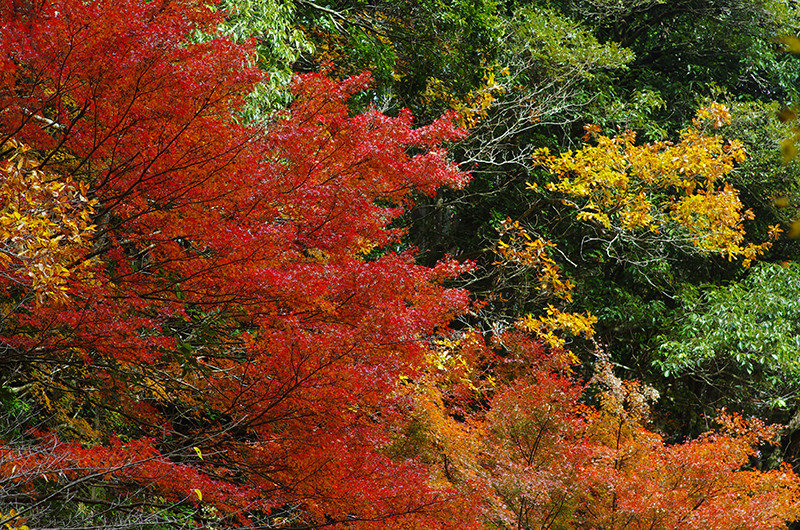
(0, 0), (473, 527)
(534, 103), (773, 267)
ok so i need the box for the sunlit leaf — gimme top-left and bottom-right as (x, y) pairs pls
(779, 35), (800, 53)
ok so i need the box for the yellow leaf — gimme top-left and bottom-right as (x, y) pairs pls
(193, 446), (203, 460)
(194, 488), (203, 501)
(779, 36), (800, 54)
(788, 220), (800, 239)
(781, 138), (798, 164)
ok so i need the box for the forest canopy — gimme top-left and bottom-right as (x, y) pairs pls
(2, 0), (800, 529)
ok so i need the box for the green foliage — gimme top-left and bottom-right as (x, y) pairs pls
(569, 0), (800, 134)
(293, 0), (504, 120)
(216, 0), (314, 118)
(655, 262), (800, 413)
(507, 6), (633, 77)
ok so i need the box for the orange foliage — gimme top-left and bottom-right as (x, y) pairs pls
(414, 334), (800, 530)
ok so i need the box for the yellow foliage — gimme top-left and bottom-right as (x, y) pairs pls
(0, 139), (97, 304)
(518, 305), (596, 353)
(28, 363), (104, 442)
(693, 101), (732, 129)
(424, 65), (507, 128)
(426, 331), (496, 395)
(495, 219), (575, 301)
(535, 104), (770, 266)
(0, 509), (28, 530)
(353, 236), (379, 257)
(495, 219), (596, 356)
(768, 224), (784, 239)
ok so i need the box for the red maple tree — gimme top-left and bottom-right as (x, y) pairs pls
(0, 0), (473, 527)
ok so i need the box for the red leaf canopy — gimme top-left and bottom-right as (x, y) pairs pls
(0, 0), (472, 527)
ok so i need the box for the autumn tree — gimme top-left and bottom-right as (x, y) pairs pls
(0, 0), (476, 528)
(406, 5), (634, 337)
(401, 218), (800, 530)
(4, 2), (800, 530)
(406, 323), (800, 530)
(534, 103), (774, 268)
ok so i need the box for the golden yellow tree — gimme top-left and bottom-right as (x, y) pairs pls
(532, 103), (774, 266)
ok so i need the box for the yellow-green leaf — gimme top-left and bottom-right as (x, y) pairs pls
(779, 36), (800, 54)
